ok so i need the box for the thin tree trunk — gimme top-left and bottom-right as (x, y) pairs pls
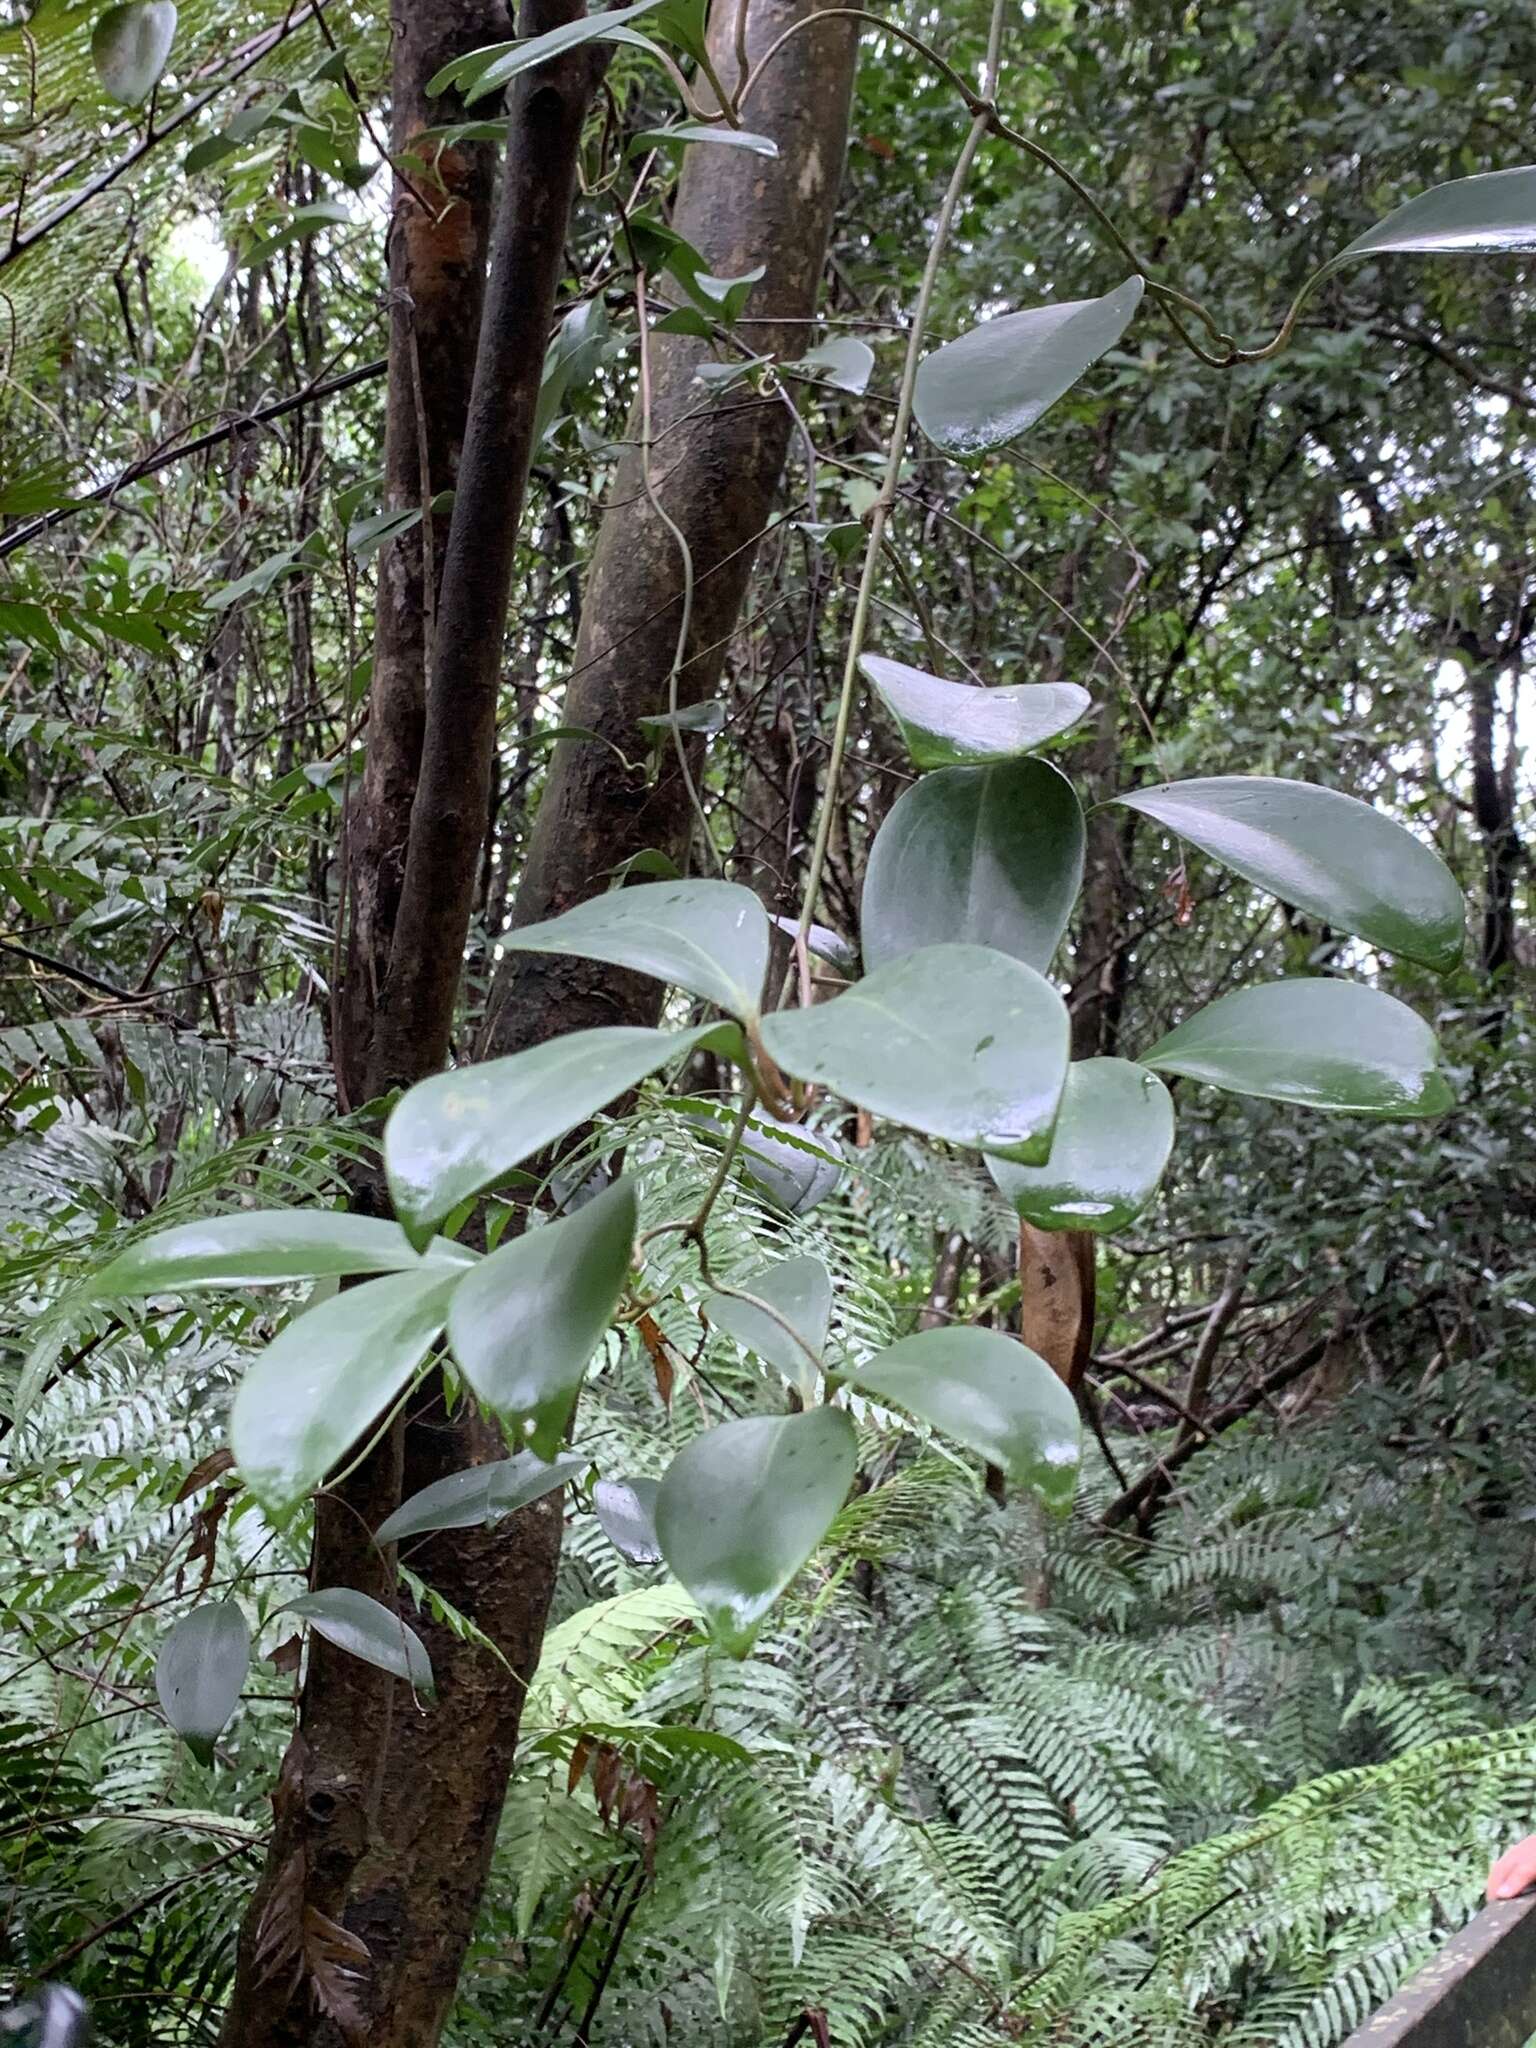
(335, 0), (504, 1112)
(219, 2), (583, 2041)
(486, 0), (862, 1062)
(348, 6), (862, 2037)
(364, 2), (598, 1098)
(1467, 649), (1525, 983)
(224, 5), (860, 2041)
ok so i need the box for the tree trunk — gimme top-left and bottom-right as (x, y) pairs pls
(220, 3), (592, 2042)
(335, 0), (503, 1113)
(353, 4), (861, 2037)
(224, 4), (860, 2040)
(486, 0), (861, 1062)
(1467, 649), (1524, 983)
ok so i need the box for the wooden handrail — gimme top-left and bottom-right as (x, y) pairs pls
(1342, 1893), (1536, 2046)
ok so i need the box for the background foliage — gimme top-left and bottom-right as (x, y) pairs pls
(1, 0), (1533, 2040)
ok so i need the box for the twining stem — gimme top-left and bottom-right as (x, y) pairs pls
(640, 1074), (759, 1251)
(634, 267), (717, 872)
(790, 0), (1009, 990)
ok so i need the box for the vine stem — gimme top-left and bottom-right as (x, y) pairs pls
(790, 0), (1009, 989)
(634, 266), (717, 872)
(639, 1074), (759, 1252)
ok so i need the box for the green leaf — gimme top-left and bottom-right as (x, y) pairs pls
(427, 1), (659, 102)
(288, 1588), (434, 1694)
(637, 699), (725, 739)
(1142, 979), (1454, 1118)
(347, 506), (422, 564)
(1337, 165), (1536, 263)
(594, 1476), (663, 1564)
(88, 1210), (471, 1296)
(497, 880), (770, 1019)
(861, 759), (1085, 974)
(860, 654), (1090, 768)
(91, 0), (176, 103)
(683, 1101), (846, 1213)
(447, 1178), (636, 1459)
(987, 1058), (1174, 1232)
(688, 266), (765, 322)
(205, 540), (309, 611)
(914, 275), (1144, 456)
(1114, 775), (1464, 973)
(231, 1268), (463, 1517)
(634, 122), (779, 159)
(375, 1450), (585, 1543)
(790, 335), (875, 394)
(184, 101), (274, 173)
(654, 305), (715, 338)
(0, 463), (75, 516)
(154, 1601), (249, 1765)
(761, 944), (1069, 1163)
(647, 0), (710, 64)
(240, 200), (353, 269)
(705, 1255), (832, 1388)
(386, 1021), (739, 1250)
(846, 1328), (1080, 1510)
(535, 296), (611, 449)
(769, 915), (857, 972)
(655, 1408), (856, 1654)
(795, 518), (865, 559)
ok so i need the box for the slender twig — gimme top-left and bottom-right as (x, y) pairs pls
(0, 5), (320, 278)
(0, 357), (386, 560)
(634, 267), (716, 871)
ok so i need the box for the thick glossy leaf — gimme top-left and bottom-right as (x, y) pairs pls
(637, 700), (726, 741)
(914, 275), (1144, 456)
(497, 881), (769, 1020)
(846, 1328), (1080, 1511)
(231, 1268), (462, 1517)
(89, 1210), (471, 1296)
(1142, 979), (1454, 1118)
(92, 1), (177, 103)
(861, 760), (1085, 974)
(594, 1476), (663, 1564)
(0, 1985), (90, 2048)
(534, 296), (610, 449)
(154, 1601), (249, 1765)
(655, 1409), (856, 1654)
(427, 0), (657, 100)
(685, 1102), (847, 1214)
(860, 654), (1090, 768)
(635, 122), (779, 158)
(791, 336), (875, 394)
(987, 1058), (1174, 1232)
(761, 944), (1069, 1163)
(375, 1451), (585, 1544)
(769, 915), (857, 972)
(289, 1588), (434, 1694)
(1337, 165), (1536, 263)
(706, 1255), (832, 1386)
(386, 1019), (739, 1248)
(447, 1178), (636, 1459)
(1115, 775), (1463, 973)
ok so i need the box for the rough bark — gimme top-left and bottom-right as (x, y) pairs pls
(224, 6), (860, 2040)
(340, 7), (862, 2037)
(219, 3), (587, 2042)
(335, 0), (504, 1112)
(1019, 1223), (1095, 1395)
(365, 0), (598, 1096)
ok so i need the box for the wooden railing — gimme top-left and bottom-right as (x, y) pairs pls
(1342, 1894), (1536, 2047)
